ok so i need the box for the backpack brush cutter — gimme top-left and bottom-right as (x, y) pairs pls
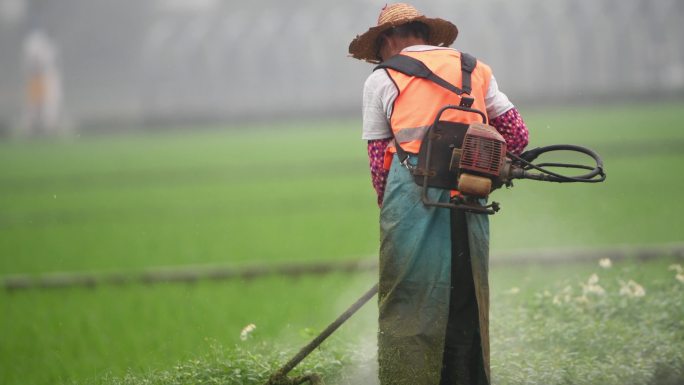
(265, 105), (606, 385)
(404, 104), (607, 214)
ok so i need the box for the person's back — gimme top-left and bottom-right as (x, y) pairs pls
(377, 46), (494, 155)
(349, 4), (529, 384)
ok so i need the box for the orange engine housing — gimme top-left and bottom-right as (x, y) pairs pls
(459, 123), (507, 178)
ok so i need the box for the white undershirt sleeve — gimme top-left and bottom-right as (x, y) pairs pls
(362, 70), (397, 140)
(485, 75), (514, 120)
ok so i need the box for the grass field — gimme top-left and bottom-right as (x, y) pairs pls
(94, 259), (684, 385)
(1, 101), (683, 384)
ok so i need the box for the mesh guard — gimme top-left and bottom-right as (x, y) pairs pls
(459, 123), (507, 177)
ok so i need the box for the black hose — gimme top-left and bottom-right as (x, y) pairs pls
(508, 144), (606, 183)
(530, 163), (595, 171)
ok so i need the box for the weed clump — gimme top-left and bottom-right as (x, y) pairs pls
(490, 264), (684, 385)
(98, 262), (684, 385)
(98, 341), (373, 385)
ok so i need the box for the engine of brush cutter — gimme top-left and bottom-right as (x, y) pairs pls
(449, 122), (509, 198)
(412, 115), (605, 214)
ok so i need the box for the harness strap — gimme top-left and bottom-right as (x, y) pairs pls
(373, 51), (479, 165)
(460, 52), (476, 95)
(375, 54), (466, 95)
(374, 51), (478, 96)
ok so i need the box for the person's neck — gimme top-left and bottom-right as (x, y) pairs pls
(397, 38), (427, 52)
(381, 37), (428, 61)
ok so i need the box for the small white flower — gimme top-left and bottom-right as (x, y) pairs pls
(676, 273), (684, 284)
(575, 295), (589, 304)
(239, 323), (256, 341)
(599, 258), (612, 269)
(667, 265), (684, 283)
(585, 284), (605, 296)
(582, 274), (605, 296)
(619, 280), (646, 298)
(552, 285), (574, 305)
(506, 287), (520, 295)
(630, 281), (646, 297)
(588, 274), (599, 285)
(619, 281), (631, 296)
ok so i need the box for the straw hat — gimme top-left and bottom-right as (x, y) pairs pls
(348, 3), (458, 64)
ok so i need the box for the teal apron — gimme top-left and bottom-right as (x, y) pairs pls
(378, 154), (491, 385)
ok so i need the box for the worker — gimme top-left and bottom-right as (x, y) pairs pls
(348, 3), (529, 385)
(23, 30), (64, 136)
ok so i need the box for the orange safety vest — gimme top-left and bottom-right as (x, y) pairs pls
(378, 49), (492, 160)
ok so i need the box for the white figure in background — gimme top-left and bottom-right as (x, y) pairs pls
(22, 29), (63, 135)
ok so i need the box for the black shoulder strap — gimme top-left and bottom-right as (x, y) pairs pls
(374, 52), (479, 96)
(460, 52), (477, 95)
(375, 54), (465, 96)
(372, 52), (479, 163)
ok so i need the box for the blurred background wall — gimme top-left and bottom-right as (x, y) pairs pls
(0, 0), (683, 132)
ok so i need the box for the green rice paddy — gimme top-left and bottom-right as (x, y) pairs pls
(1, 101), (683, 384)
